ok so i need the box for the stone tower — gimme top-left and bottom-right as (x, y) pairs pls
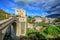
(15, 8), (26, 37)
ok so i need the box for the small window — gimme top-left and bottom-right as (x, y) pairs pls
(23, 19), (24, 20)
(23, 11), (24, 12)
(17, 10), (21, 12)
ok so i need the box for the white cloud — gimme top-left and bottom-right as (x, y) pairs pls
(14, 0), (35, 2)
(13, 0), (60, 14)
(11, 7), (16, 10)
(56, 6), (60, 8)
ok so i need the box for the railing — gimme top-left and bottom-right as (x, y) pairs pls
(0, 17), (15, 40)
(0, 17), (15, 30)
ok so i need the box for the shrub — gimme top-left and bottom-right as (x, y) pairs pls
(41, 26), (60, 38)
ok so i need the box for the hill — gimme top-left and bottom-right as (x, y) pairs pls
(46, 14), (60, 18)
(0, 9), (10, 19)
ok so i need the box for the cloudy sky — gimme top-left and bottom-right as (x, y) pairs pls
(0, 0), (60, 16)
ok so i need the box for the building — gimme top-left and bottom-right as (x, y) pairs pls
(34, 16), (43, 23)
(34, 16), (55, 23)
(15, 8), (27, 36)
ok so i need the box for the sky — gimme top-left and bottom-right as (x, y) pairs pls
(0, 0), (60, 16)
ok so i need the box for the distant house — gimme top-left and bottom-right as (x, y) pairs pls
(34, 16), (55, 23)
(34, 16), (43, 23)
(34, 20), (42, 23)
(27, 23), (34, 29)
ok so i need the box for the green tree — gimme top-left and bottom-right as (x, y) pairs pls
(0, 9), (10, 19)
(41, 26), (60, 38)
(55, 16), (60, 27)
(55, 16), (60, 22)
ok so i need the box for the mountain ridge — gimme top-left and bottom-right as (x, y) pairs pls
(46, 14), (60, 18)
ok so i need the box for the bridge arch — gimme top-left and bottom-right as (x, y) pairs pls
(11, 22), (17, 37)
(12, 22), (17, 33)
(3, 21), (17, 40)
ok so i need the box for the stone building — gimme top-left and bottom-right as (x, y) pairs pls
(15, 8), (27, 36)
(34, 16), (55, 23)
(34, 16), (43, 23)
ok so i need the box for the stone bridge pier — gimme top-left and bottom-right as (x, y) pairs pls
(15, 16), (26, 40)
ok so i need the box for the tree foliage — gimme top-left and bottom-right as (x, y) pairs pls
(41, 26), (60, 38)
(27, 16), (35, 23)
(55, 16), (60, 27)
(56, 16), (60, 22)
(0, 9), (10, 19)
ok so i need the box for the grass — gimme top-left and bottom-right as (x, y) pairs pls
(36, 23), (48, 26)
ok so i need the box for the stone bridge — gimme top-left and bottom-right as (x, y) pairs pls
(0, 8), (27, 40)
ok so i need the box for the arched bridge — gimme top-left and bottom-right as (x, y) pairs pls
(0, 16), (26, 40)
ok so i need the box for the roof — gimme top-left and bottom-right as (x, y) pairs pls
(35, 20), (42, 22)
